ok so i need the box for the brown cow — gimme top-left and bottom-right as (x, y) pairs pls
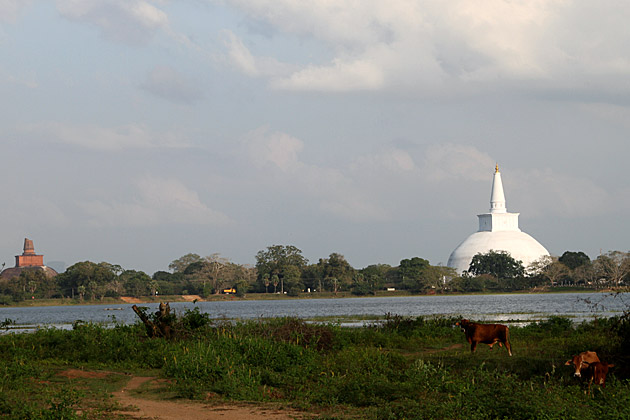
(584, 361), (615, 390)
(456, 319), (512, 356)
(565, 351), (600, 378)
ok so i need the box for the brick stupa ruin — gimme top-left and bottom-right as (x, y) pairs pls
(0, 238), (58, 280)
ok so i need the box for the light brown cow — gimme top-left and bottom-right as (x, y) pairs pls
(456, 319), (512, 356)
(565, 351), (600, 378)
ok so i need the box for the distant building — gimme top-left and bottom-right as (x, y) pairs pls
(0, 238), (59, 280)
(447, 166), (550, 274)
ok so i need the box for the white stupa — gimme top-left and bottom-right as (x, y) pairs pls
(447, 165), (549, 274)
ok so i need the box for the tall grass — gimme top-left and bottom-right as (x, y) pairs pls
(1, 312), (629, 419)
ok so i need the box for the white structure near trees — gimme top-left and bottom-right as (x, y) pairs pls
(447, 165), (550, 274)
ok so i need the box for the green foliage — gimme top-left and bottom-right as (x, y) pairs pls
(55, 261), (119, 300)
(359, 264), (395, 285)
(317, 253), (355, 292)
(178, 306), (211, 331)
(399, 257), (430, 292)
(468, 250), (525, 279)
(523, 316), (574, 335)
(256, 245), (308, 292)
(169, 253), (203, 273)
(2, 314), (630, 419)
(559, 251), (591, 270)
(120, 269), (154, 297)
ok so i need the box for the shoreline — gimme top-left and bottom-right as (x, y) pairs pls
(0, 287), (619, 309)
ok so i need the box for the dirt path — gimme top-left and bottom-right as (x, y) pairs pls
(424, 343), (463, 354)
(113, 376), (306, 420)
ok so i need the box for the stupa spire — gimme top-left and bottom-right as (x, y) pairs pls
(490, 165), (506, 213)
(23, 238), (36, 255)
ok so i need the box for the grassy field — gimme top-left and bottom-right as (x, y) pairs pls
(1, 309), (629, 419)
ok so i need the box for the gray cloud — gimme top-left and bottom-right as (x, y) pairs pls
(22, 122), (189, 151)
(56, 0), (169, 45)
(79, 175), (234, 227)
(140, 66), (204, 104)
(222, 0), (630, 95)
(0, 0), (32, 23)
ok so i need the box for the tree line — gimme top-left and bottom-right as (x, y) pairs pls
(0, 245), (628, 303)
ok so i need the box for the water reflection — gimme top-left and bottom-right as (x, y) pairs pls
(0, 292), (627, 332)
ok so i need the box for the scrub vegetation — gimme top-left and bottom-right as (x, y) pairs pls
(2, 246), (629, 305)
(1, 308), (629, 419)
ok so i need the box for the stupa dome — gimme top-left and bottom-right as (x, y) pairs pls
(447, 166), (549, 274)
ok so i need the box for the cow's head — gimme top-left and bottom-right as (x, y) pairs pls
(565, 352), (598, 377)
(456, 319), (471, 331)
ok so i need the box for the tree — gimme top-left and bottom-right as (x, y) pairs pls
(169, 253), (202, 273)
(120, 270), (153, 297)
(301, 264), (324, 293)
(318, 253), (355, 292)
(6, 269), (55, 300)
(573, 263), (597, 286)
(594, 251), (630, 288)
(199, 253), (233, 295)
(467, 250), (525, 279)
(231, 264), (257, 297)
(255, 245), (308, 293)
(351, 272), (383, 295)
(262, 273), (271, 293)
(559, 251), (591, 270)
(282, 265), (303, 295)
(422, 265), (457, 291)
(360, 264), (395, 289)
(399, 257), (430, 292)
(181, 254), (236, 296)
(327, 277), (340, 294)
(528, 255), (569, 287)
(56, 261), (118, 300)
(152, 271), (186, 295)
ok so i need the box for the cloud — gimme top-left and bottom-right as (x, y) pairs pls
(3, 197), (69, 230)
(241, 126), (389, 221)
(512, 169), (613, 219)
(421, 143), (495, 182)
(221, 30), (259, 77)
(23, 122), (188, 151)
(56, 0), (169, 45)
(79, 176), (233, 227)
(0, 0), (32, 23)
(220, 0), (630, 94)
(242, 126), (303, 171)
(579, 102), (630, 131)
(140, 66), (203, 104)
(352, 148), (416, 173)
(271, 56), (385, 92)
(220, 30), (295, 78)
(2, 69), (38, 88)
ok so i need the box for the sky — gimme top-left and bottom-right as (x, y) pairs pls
(1, 0), (629, 275)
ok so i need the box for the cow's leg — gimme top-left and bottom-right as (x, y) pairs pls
(470, 342), (477, 353)
(504, 340), (512, 356)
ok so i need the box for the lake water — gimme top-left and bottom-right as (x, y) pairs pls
(1, 292), (627, 332)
